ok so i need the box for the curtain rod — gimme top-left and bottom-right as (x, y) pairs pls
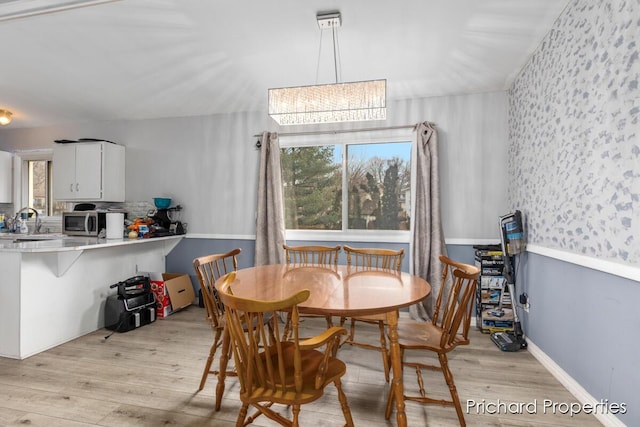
(252, 124), (425, 139)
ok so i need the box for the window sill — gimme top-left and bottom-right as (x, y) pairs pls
(285, 229), (410, 244)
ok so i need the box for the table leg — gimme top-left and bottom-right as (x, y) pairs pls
(385, 309), (407, 427)
(215, 326), (230, 411)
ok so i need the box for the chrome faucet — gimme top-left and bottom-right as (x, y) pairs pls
(14, 207), (42, 234)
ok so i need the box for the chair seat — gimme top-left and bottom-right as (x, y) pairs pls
(248, 342), (347, 404)
(396, 319), (469, 352)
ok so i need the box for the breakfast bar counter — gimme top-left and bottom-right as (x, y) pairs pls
(0, 235), (184, 359)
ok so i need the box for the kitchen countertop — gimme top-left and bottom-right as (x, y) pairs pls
(0, 234), (184, 253)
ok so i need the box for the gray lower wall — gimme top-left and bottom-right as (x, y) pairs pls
(518, 252), (638, 425)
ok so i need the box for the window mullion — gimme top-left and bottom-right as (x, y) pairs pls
(342, 143), (348, 231)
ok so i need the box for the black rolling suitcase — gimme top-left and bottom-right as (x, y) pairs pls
(105, 275), (156, 332)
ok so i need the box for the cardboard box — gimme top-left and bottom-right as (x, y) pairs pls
(149, 273), (195, 318)
(163, 273), (195, 311)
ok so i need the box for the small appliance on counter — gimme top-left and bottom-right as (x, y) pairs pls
(148, 197), (185, 236)
(63, 203), (127, 237)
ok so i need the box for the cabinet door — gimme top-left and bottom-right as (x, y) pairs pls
(53, 144), (77, 199)
(74, 144), (102, 199)
(0, 150), (11, 203)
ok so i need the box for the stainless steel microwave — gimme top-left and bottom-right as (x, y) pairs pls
(62, 211), (107, 236)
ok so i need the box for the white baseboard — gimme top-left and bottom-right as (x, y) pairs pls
(526, 338), (627, 427)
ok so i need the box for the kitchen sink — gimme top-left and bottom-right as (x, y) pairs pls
(0, 233), (66, 242)
(13, 237), (58, 242)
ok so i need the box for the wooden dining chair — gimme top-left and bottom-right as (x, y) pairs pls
(340, 245), (404, 381)
(192, 248), (241, 409)
(282, 244), (341, 340)
(217, 271), (354, 427)
(283, 244), (341, 266)
(385, 255), (480, 426)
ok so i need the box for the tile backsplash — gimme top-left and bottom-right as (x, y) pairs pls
(1, 201), (157, 233)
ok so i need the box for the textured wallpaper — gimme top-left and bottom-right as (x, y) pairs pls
(508, 0), (639, 265)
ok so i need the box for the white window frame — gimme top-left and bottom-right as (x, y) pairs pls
(13, 149), (66, 219)
(280, 129), (414, 244)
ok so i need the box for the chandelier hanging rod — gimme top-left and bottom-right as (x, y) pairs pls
(331, 20), (339, 83)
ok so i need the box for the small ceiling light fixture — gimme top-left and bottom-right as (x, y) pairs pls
(268, 11), (386, 126)
(0, 110), (12, 126)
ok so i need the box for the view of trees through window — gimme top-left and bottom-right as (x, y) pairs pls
(281, 141), (411, 231)
(28, 160), (65, 216)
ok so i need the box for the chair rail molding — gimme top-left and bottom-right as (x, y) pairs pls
(526, 244), (640, 283)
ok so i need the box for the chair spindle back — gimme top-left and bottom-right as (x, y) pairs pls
(283, 244), (341, 266)
(343, 245), (404, 271)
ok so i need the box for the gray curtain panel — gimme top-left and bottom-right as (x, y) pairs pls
(254, 132), (286, 266)
(410, 122), (447, 320)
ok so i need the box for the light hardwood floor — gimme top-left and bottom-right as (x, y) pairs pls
(0, 306), (603, 426)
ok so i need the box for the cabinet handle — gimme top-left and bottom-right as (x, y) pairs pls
(70, 184), (73, 192)
(76, 183), (79, 192)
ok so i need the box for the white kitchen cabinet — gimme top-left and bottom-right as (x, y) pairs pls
(53, 141), (125, 202)
(0, 150), (12, 203)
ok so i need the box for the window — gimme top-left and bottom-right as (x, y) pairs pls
(27, 159), (65, 216)
(16, 150), (66, 217)
(281, 138), (411, 237)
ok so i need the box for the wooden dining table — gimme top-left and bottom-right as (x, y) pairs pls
(215, 263), (431, 427)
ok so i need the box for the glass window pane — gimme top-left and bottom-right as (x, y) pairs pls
(27, 159), (64, 216)
(28, 160), (47, 215)
(347, 142), (411, 230)
(281, 145), (342, 230)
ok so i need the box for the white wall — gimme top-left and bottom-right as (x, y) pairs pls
(0, 91), (508, 240)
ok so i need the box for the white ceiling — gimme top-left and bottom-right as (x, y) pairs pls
(0, 0), (570, 129)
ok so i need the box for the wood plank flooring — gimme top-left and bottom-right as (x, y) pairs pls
(0, 306), (604, 426)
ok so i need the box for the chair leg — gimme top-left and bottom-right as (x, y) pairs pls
(334, 378), (355, 427)
(377, 320), (390, 382)
(384, 346), (403, 419)
(439, 352), (466, 427)
(216, 330), (231, 411)
(236, 403), (249, 427)
(292, 404), (301, 427)
(325, 315), (333, 328)
(338, 317), (348, 347)
(338, 317), (357, 347)
(199, 330), (221, 390)
(385, 381), (397, 419)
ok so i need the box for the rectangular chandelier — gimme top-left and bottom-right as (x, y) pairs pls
(268, 79), (386, 126)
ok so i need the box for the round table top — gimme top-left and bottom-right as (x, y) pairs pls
(218, 264), (431, 317)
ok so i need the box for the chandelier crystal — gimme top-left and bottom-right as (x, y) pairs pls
(268, 80), (386, 126)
